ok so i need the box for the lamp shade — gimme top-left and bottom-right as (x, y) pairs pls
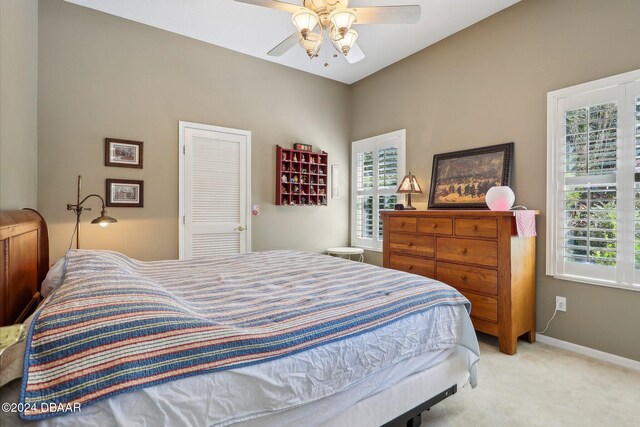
(331, 29), (358, 55)
(485, 186), (515, 211)
(91, 210), (118, 228)
(299, 32), (322, 58)
(329, 8), (357, 36)
(292, 8), (319, 39)
(396, 172), (423, 194)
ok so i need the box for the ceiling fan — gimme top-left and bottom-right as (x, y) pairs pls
(234, 0), (421, 64)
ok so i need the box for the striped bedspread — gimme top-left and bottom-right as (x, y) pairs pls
(20, 250), (469, 420)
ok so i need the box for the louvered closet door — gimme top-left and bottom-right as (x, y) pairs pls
(180, 122), (251, 259)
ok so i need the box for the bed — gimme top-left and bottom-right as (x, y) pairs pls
(0, 209), (479, 427)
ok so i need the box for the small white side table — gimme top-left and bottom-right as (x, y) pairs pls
(326, 247), (364, 262)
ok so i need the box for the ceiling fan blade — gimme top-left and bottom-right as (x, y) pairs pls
(268, 31), (302, 56)
(354, 5), (421, 24)
(345, 42), (365, 64)
(234, 0), (302, 14)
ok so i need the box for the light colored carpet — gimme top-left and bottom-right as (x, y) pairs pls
(421, 333), (640, 427)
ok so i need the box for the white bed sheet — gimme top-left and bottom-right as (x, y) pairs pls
(1, 304), (478, 427)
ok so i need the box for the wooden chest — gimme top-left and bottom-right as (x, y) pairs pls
(382, 210), (538, 355)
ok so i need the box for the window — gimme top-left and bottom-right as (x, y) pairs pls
(547, 69), (640, 291)
(351, 130), (406, 251)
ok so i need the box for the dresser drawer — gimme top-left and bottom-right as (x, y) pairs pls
(455, 218), (498, 239)
(417, 218), (453, 235)
(389, 233), (434, 257)
(436, 262), (498, 295)
(390, 254), (435, 278)
(436, 237), (498, 267)
(389, 217), (417, 233)
(462, 291), (498, 323)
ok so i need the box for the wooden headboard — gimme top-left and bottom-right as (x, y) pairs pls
(0, 209), (49, 326)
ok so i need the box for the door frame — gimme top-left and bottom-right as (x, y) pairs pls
(178, 121), (252, 259)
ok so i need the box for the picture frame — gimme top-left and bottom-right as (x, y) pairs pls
(427, 142), (514, 209)
(106, 179), (144, 207)
(293, 143), (312, 152)
(105, 138), (143, 169)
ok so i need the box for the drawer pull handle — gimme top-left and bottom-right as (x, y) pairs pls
(461, 275), (468, 281)
(408, 265), (413, 270)
(431, 224), (437, 228)
(460, 248), (468, 254)
(472, 225), (478, 231)
(408, 242), (413, 247)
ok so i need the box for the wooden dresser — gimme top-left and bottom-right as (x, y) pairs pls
(381, 210), (538, 355)
(0, 209), (48, 326)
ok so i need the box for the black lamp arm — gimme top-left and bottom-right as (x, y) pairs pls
(67, 194), (107, 213)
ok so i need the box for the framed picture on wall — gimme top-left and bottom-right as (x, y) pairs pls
(106, 179), (144, 207)
(105, 138), (143, 168)
(427, 142), (514, 209)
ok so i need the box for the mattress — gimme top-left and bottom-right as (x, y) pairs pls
(1, 304), (478, 427)
(4, 250), (479, 425)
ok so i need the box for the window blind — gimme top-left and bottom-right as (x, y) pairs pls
(561, 102), (618, 269)
(352, 131), (406, 251)
(635, 95), (640, 272)
(547, 71), (640, 290)
(355, 151), (374, 240)
(354, 149), (398, 241)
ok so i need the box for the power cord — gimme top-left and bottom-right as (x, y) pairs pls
(537, 306), (558, 334)
(68, 219), (79, 250)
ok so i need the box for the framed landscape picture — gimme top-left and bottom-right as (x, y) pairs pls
(427, 142), (514, 209)
(105, 138), (143, 168)
(106, 179), (144, 207)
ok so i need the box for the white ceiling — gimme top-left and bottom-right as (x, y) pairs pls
(64, 0), (520, 84)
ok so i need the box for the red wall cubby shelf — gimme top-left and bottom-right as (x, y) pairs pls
(276, 145), (328, 206)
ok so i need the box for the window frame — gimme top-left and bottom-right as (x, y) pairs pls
(546, 69), (640, 292)
(351, 130), (406, 252)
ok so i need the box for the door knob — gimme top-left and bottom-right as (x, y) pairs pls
(236, 225), (246, 232)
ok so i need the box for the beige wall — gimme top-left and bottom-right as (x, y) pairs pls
(38, 0), (350, 261)
(351, 0), (640, 361)
(0, 0), (38, 210)
(34, 0), (640, 360)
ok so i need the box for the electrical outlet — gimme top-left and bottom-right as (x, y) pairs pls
(556, 296), (567, 312)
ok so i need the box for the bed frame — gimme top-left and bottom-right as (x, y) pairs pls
(0, 208), (461, 427)
(0, 209), (49, 326)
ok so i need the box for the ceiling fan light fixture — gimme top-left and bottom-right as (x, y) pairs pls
(292, 8), (320, 40)
(299, 32), (323, 58)
(332, 28), (358, 55)
(329, 7), (357, 37)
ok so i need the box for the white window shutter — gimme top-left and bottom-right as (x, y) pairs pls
(351, 130), (406, 251)
(547, 69), (640, 291)
(631, 83), (640, 284)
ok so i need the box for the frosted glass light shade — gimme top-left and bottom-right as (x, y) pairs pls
(292, 8), (320, 39)
(485, 186), (515, 211)
(332, 29), (358, 55)
(299, 32), (322, 58)
(329, 8), (357, 36)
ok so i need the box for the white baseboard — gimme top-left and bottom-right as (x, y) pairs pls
(536, 334), (640, 372)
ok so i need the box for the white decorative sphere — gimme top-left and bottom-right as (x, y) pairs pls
(485, 186), (515, 211)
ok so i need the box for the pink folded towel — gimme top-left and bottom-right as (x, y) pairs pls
(515, 210), (536, 238)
